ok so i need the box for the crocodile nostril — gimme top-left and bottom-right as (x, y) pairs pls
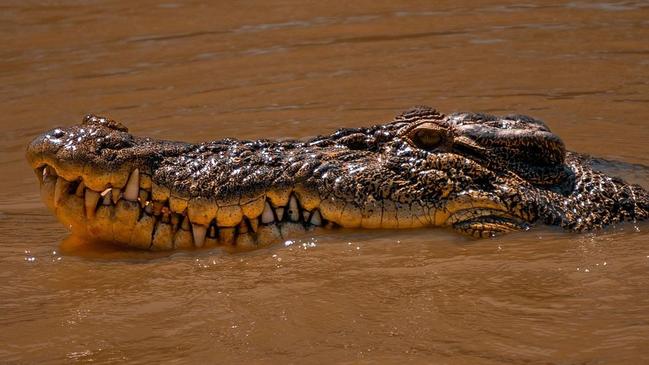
(51, 129), (65, 138)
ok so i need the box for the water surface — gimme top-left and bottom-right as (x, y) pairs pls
(1, 1), (649, 363)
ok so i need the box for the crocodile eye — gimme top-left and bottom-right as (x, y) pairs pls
(408, 125), (445, 150)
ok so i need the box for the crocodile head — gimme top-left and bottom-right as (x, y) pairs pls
(26, 106), (649, 250)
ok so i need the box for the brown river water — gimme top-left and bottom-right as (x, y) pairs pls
(2, 1), (649, 364)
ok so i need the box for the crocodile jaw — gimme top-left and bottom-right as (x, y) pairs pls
(32, 159), (525, 251)
(33, 163), (331, 251)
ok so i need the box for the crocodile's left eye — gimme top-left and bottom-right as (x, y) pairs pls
(407, 123), (446, 151)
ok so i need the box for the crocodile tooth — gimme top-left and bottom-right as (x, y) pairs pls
(123, 169), (139, 201)
(54, 177), (70, 207)
(181, 215), (191, 231)
(249, 218), (259, 233)
(302, 210), (310, 222)
(208, 225), (217, 239)
(261, 201), (274, 224)
(111, 188), (121, 204)
(102, 193), (112, 206)
(310, 210), (322, 226)
(35, 168), (44, 184)
(84, 189), (101, 218)
(275, 207), (285, 221)
(287, 195), (300, 222)
(45, 165), (57, 178)
(75, 181), (85, 197)
(101, 188), (111, 197)
(205, 225), (219, 248)
(238, 220), (248, 234)
(192, 224), (207, 248)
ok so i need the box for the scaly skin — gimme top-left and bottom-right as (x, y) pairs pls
(25, 106), (649, 251)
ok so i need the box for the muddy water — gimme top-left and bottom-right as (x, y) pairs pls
(2, 1), (649, 363)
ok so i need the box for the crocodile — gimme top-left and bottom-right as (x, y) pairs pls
(25, 106), (649, 251)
